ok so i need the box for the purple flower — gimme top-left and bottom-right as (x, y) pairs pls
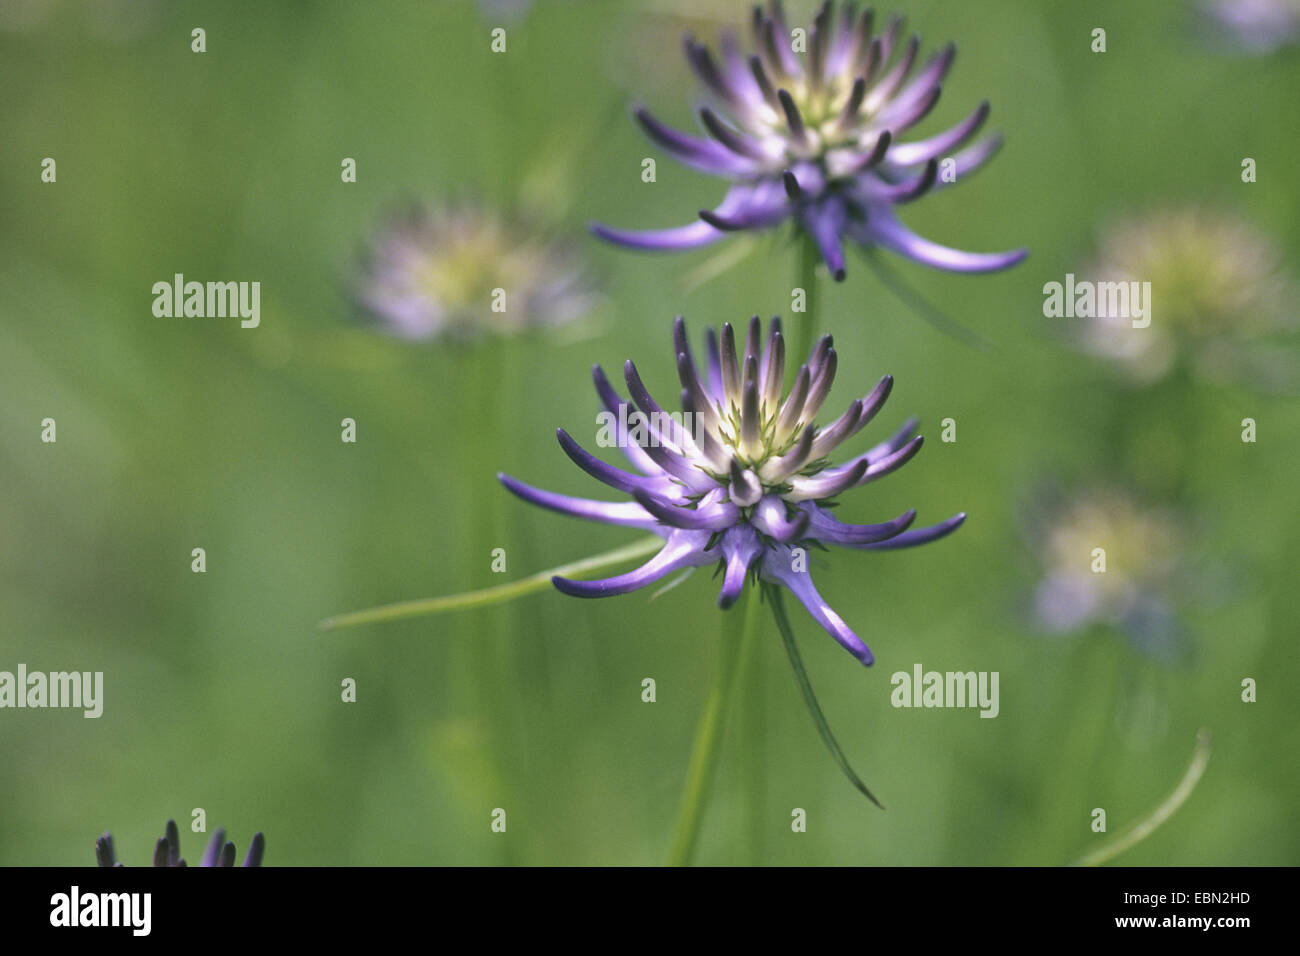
(95, 819), (264, 867)
(499, 315), (964, 665)
(592, 1), (1026, 279)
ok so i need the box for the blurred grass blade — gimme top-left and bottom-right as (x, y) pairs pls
(767, 585), (884, 809)
(857, 246), (999, 354)
(319, 536), (662, 630)
(680, 235), (761, 294)
(1072, 729), (1212, 866)
(650, 567), (695, 601)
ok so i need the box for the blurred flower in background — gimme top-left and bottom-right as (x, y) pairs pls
(592, 1), (1025, 278)
(476, 0), (537, 24)
(0, 0), (54, 33)
(95, 819), (265, 867)
(1196, 0), (1300, 53)
(499, 315), (965, 665)
(0, 0), (164, 41)
(1022, 485), (1193, 664)
(1073, 207), (1296, 389)
(354, 202), (600, 342)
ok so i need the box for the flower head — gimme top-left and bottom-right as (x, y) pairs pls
(95, 819), (265, 867)
(1074, 207), (1295, 386)
(499, 315), (965, 665)
(355, 202), (598, 341)
(1197, 0), (1300, 53)
(1023, 485), (1190, 663)
(592, 1), (1026, 279)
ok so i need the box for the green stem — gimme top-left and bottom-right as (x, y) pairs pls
(668, 588), (761, 866)
(319, 536), (662, 630)
(792, 236), (821, 375)
(735, 587), (767, 865)
(1071, 729), (1212, 867)
(768, 584), (884, 809)
(477, 343), (517, 863)
(857, 246), (996, 352)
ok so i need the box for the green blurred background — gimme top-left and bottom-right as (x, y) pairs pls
(2, 0), (1297, 866)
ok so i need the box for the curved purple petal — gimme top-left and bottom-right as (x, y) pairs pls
(810, 375), (893, 458)
(835, 434), (925, 488)
(858, 512), (966, 550)
(866, 211), (1028, 273)
(592, 364), (660, 476)
(887, 100), (990, 166)
(863, 34), (920, 112)
(553, 530), (713, 597)
(700, 107), (770, 161)
(637, 438), (710, 490)
(498, 472), (660, 529)
(95, 835), (117, 868)
(556, 428), (660, 495)
(242, 833), (265, 868)
(685, 38), (761, 123)
(854, 159), (939, 207)
(200, 830), (226, 868)
(624, 359), (690, 449)
(634, 106), (757, 176)
(761, 426), (815, 483)
(675, 350), (721, 432)
(934, 133), (1004, 185)
(863, 416), (919, 461)
(762, 548), (873, 665)
(877, 43), (954, 123)
(875, 82), (942, 134)
(589, 219), (725, 252)
(804, 504), (918, 546)
(719, 30), (767, 107)
(751, 494), (811, 543)
(777, 89), (811, 148)
(703, 326), (724, 402)
(787, 457), (869, 501)
(633, 488), (739, 531)
(717, 525), (763, 608)
(699, 186), (790, 231)
(802, 199), (848, 280)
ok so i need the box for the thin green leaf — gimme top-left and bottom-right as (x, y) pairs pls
(679, 235), (762, 295)
(319, 535), (663, 630)
(857, 246), (1000, 354)
(766, 584), (884, 809)
(650, 567), (696, 601)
